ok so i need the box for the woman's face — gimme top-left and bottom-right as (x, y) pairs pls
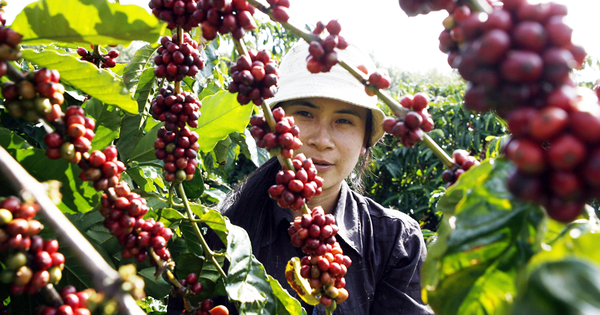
(281, 97), (368, 192)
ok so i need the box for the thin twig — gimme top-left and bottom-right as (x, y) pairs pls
(177, 183), (228, 279)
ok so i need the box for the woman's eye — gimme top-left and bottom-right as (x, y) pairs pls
(296, 110), (312, 117)
(337, 118), (353, 125)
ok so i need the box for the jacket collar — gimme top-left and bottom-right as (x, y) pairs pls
(262, 181), (364, 258)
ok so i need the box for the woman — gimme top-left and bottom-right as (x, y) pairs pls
(219, 42), (433, 314)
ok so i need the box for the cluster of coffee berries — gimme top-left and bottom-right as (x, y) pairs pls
(228, 50), (280, 105)
(154, 126), (200, 182)
(37, 286), (93, 315)
(440, 1), (585, 116)
(382, 93), (434, 148)
(195, 0), (257, 41)
(0, 26), (23, 77)
(503, 89), (600, 222)
(249, 108), (302, 157)
(76, 46), (119, 69)
(358, 65), (391, 96)
(77, 147), (126, 191)
(149, 0), (200, 31)
(44, 106), (96, 163)
(177, 272), (204, 296)
(100, 182), (174, 262)
(268, 154), (324, 211)
(441, 0), (598, 222)
(154, 34), (205, 82)
(3, 68), (65, 122)
(289, 207), (350, 307)
(399, 0), (454, 17)
(306, 20), (348, 74)
(0, 197), (66, 295)
(151, 85), (202, 130)
(441, 149), (480, 186)
(150, 86), (201, 183)
(268, 0), (290, 23)
(194, 298), (218, 315)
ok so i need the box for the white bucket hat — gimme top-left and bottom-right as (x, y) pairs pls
(267, 41), (386, 147)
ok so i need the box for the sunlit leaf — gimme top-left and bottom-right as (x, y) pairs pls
(195, 91), (254, 152)
(12, 0), (165, 46)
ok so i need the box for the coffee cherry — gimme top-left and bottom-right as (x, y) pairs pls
(305, 20), (349, 73)
(383, 94), (434, 148)
(229, 50), (280, 105)
(154, 34), (204, 81)
(77, 47), (119, 69)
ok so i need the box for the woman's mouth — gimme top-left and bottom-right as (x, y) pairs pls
(312, 159), (334, 173)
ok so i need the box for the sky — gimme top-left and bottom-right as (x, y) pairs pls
(4, 0), (600, 79)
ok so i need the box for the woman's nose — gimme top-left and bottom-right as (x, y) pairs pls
(305, 121), (334, 151)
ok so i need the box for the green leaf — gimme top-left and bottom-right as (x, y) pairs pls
(199, 208), (228, 246)
(224, 219), (304, 314)
(21, 49), (138, 114)
(12, 0), (166, 46)
(513, 259), (600, 315)
(134, 67), (158, 112)
(195, 91), (254, 152)
(60, 230), (116, 289)
(423, 157), (545, 315)
(179, 221), (203, 256)
(117, 114), (147, 163)
(130, 123), (164, 163)
(182, 167), (204, 199)
(123, 44), (158, 99)
(138, 267), (171, 299)
(268, 275), (308, 315)
(85, 98), (121, 151)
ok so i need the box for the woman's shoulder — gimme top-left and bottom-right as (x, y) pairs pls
(352, 189), (420, 230)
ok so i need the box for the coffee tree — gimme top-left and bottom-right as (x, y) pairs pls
(0, 0), (599, 314)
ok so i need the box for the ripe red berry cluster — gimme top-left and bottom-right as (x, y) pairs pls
(249, 108), (302, 158)
(267, 0), (290, 23)
(77, 147), (127, 191)
(37, 286), (92, 315)
(3, 68), (65, 122)
(149, 0), (200, 31)
(100, 182), (174, 262)
(154, 34), (205, 82)
(177, 272), (204, 295)
(194, 0), (257, 41)
(444, 1), (599, 222)
(362, 67), (392, 96)
(399, 0), (454, 17)
(44, 105), (96, 164)
(228, 50), (280, 105)
(503, 90), (600, 222)
(154, 125), (200, 182)
(194, 298), (216, 315)
(151, 85), (202, 130)
(306, 20), (348, 74)
(268, 154), (324, 211)
(0, 26), (23, 77)
(382, 93), (434, 148)
(0, 197), (66, 296)
(288, 207), (350, 307)
(440, 1), (585, 115)
(441, 149), (480, 186)
(76, 46), (119, 69)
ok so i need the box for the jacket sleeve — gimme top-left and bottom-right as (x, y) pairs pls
(370, 217), (434, 314)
